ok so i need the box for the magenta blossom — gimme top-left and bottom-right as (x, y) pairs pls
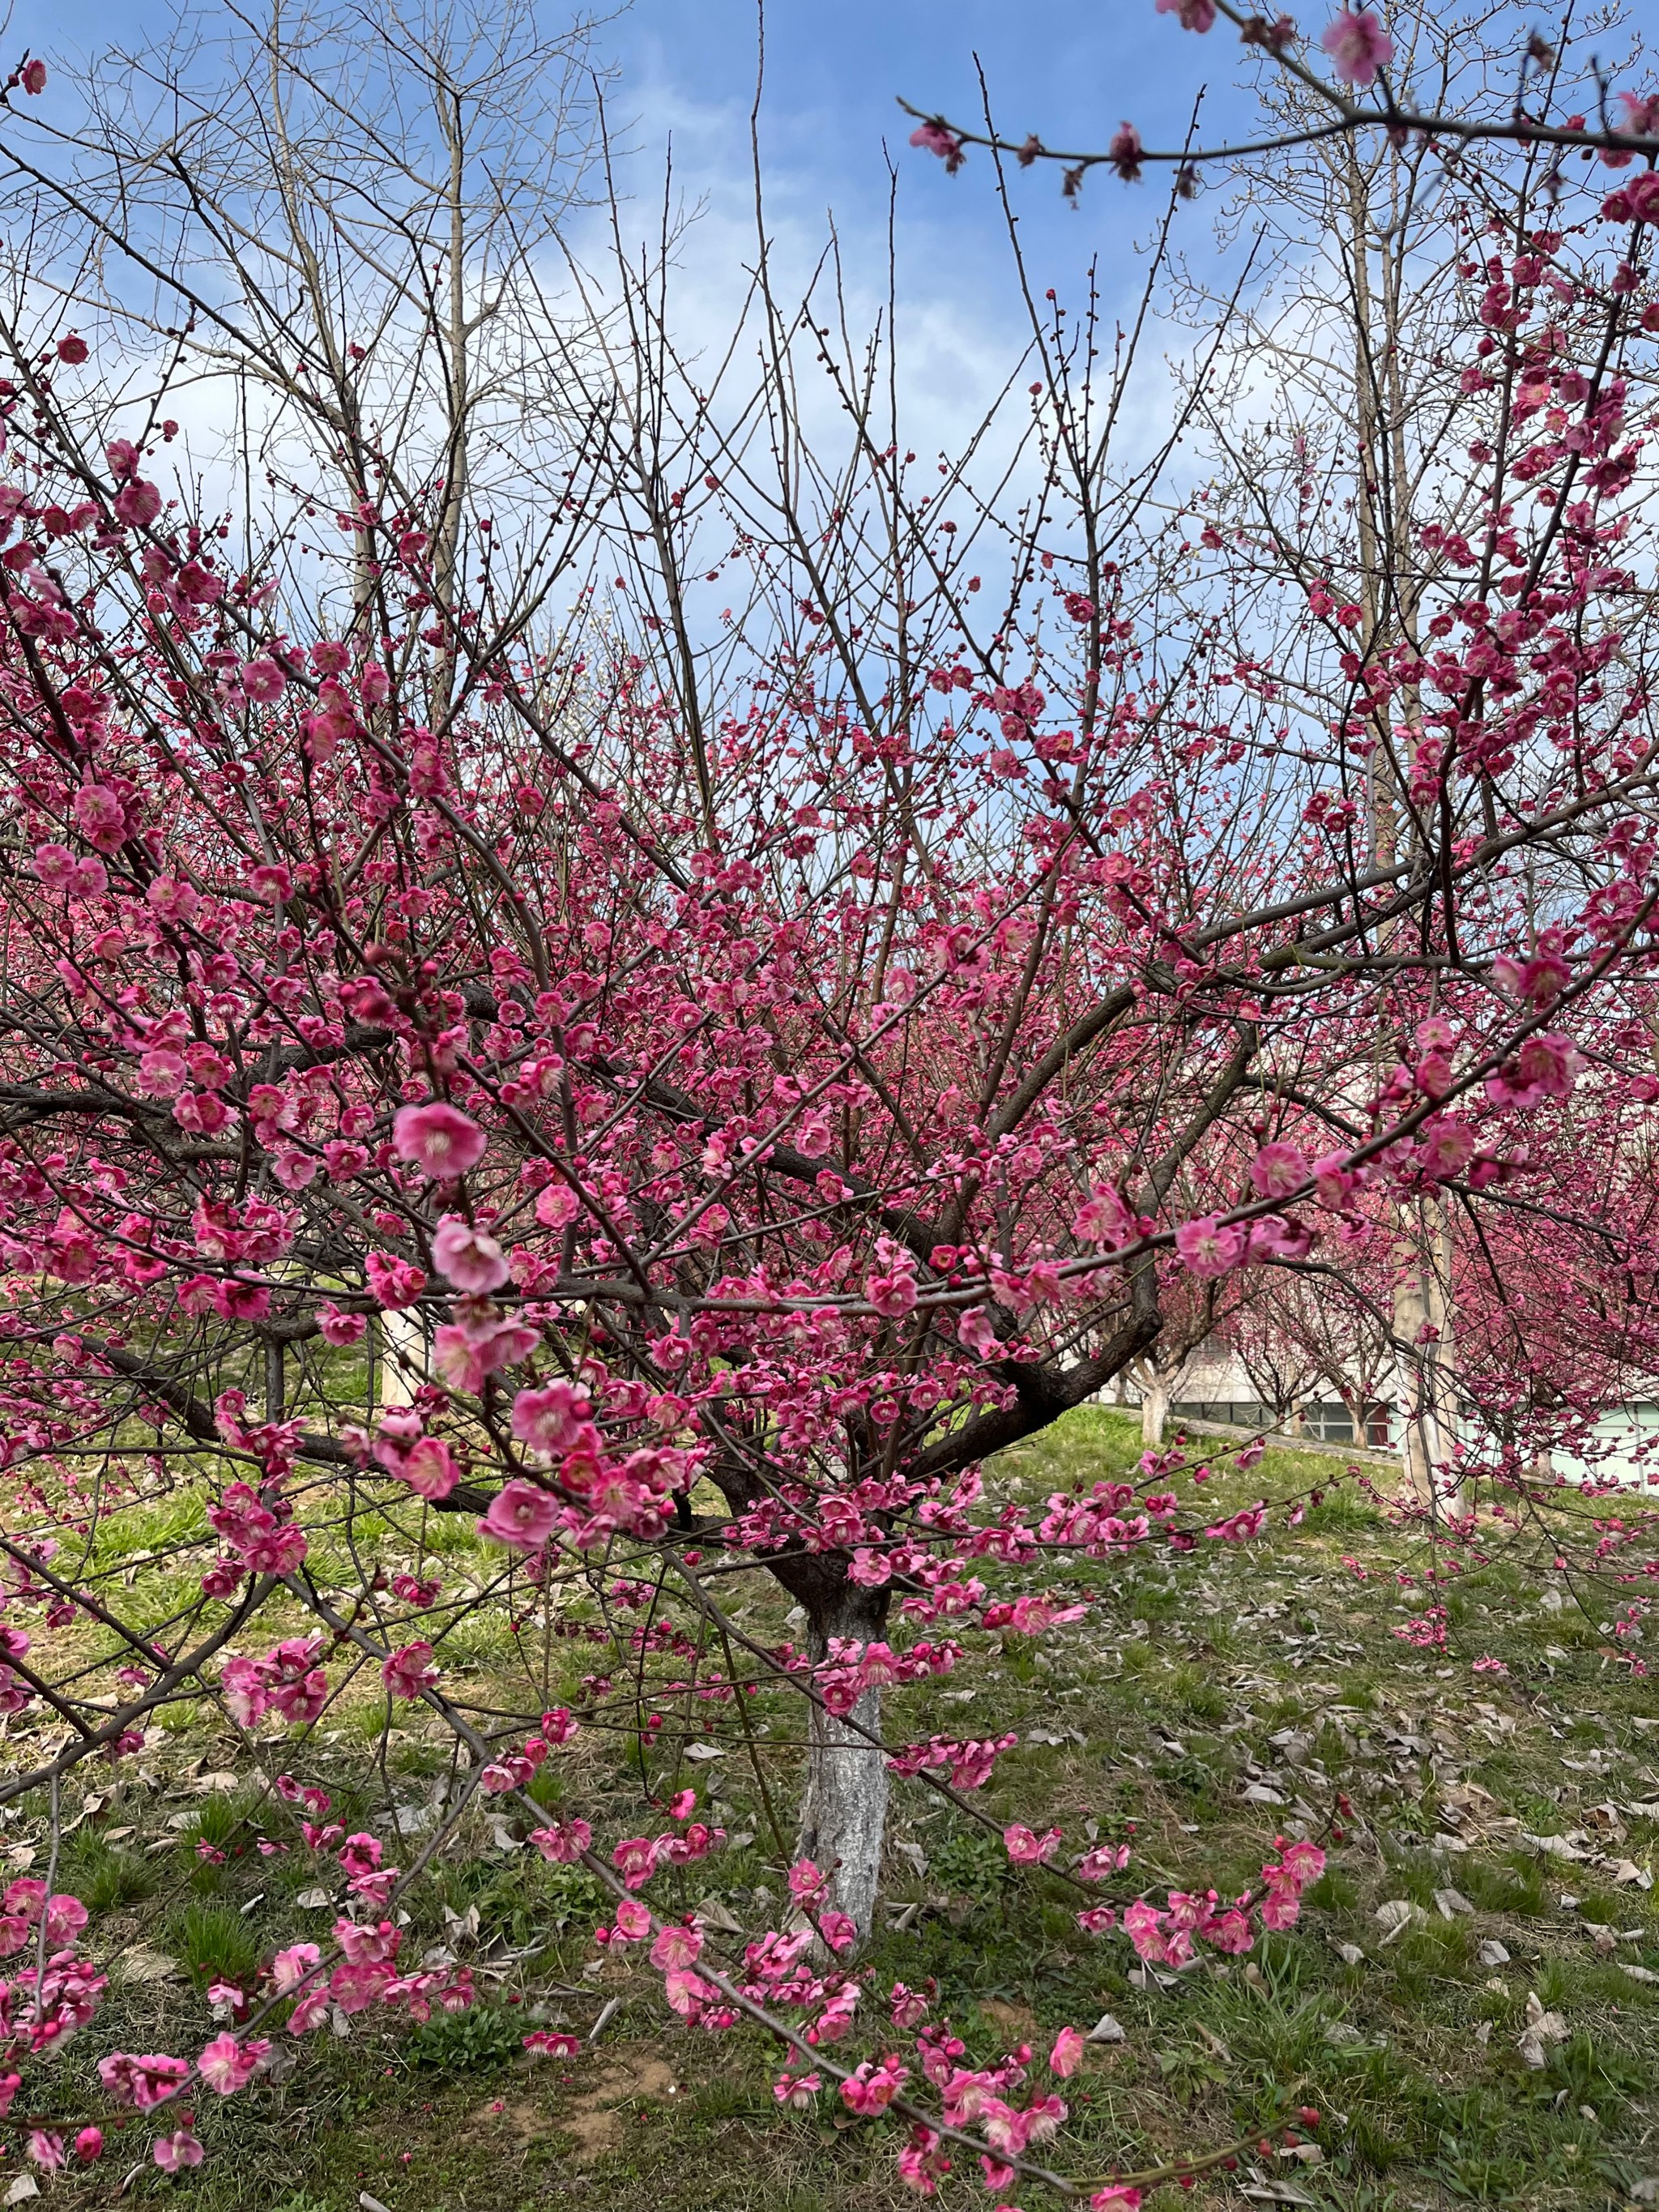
(1485, 1031), (1582, 1111)
(239, 656), (288, 702)
(909, 121), (965, 173)
(382, 1641), (437, 1700)
(1249, 1140), (1310, 1199)
(1156, 0), (1216, 25)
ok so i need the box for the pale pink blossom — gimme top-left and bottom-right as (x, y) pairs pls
(840, 2057), (908, 2115)
(865, 1246), (919, 1317)
(198, 2030), (266, 2094)
(1417, 1120), (1476, 1181)
(72, 784), (126, 853)
(1048, 2025), (1085, 2076)
(478, 1477), (559, 1548)
(1003, 1823), (1060, 1864)
(1175, 1215), (1245, 1276)
(318, 1304), (366, 1347)
(958, 1305), (1000, 1357)
(433, 1313), (539, 1392)
(44, 1893), (87, 1945)
(1491, 947), (1571, 1006)
(1320, 7), (1393, 83)
(523, 2030), (582, 2058)
(910, 122), (965, 173)
(774, 2069), (822, 2107)
(399, 1437), (460, 1501)
(1248, 1140), (1309, 1199)
(365, 1251), (426, 1309)
(431, 1215), (509, 1293)
(153, 2128), (204, 2172)
(1124, 1899), (1169, 1962)
(1072, 1183), (1133, 1243)
(613, 1898), (651, 1941)
(535, 1181), (581, 1228)
(650, 1923), (703, 1971)
(529, 1818), (591, 1863)
(269, 1943), (320, 1995)
(1107, 123), (1142, 181)
(392, 1101), (486, 1179)
(511, 1379), (595, 1454)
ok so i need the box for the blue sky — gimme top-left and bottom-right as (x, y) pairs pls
(603, 0), (1261, 339)
(19, 0), (1265, 343)
(18, 0), (1659, 457)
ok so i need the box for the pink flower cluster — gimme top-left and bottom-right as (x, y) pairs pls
(812, 1636), (960, 1715)
(1121, 1840), (1325, 1964)
(887, 1730), (1020, 1789)
(204, 1478), (309, 1582)
(221, 1635), (330, 1729)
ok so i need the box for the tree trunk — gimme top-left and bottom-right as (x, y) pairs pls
(797, 1579), (892, 1944)
(377, 1308), (427, 1407)
(1140, 1373), (1170, 1447)
(1394, 1198), (1460, 1510)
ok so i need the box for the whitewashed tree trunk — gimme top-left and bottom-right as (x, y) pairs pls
(1394, 1198), (1461, 1510)
(377, 1308), (428, 1408)
(1140, 1373), (1170, 1447)
(797, 1585), (891, 1943)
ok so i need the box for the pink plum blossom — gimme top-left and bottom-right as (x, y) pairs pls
(153, 2127), (204, 2172)
(1249, 1141), (1310, 1199)
(382, 1642), (437, 1700)
(431, 1215), (510, 1293)
(477, 1477), (560, 1549)
(910, 122), (965, 173)
(392, 1102), (487, 1179)
(1320, 7), (1393, 83)
(1175, 1215), (1245, 1275)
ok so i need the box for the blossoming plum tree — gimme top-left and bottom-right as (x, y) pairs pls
(0, 4), (1654, 2196)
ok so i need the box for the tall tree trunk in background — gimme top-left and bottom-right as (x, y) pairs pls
(1340, 138), (1463, 1513)
(1395, 1202), (1460, 1507)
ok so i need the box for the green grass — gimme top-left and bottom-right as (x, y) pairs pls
(11, 1404), (1657, 2210)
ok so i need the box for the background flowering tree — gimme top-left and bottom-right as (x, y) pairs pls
(0, 2), (1653, 2196)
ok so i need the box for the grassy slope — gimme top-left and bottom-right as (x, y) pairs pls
(14, 1407), (1659, 2212)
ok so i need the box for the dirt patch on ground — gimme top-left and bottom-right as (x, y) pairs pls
(977, 1997), (1039, 2039)
(523, 2050), (683, 2163)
